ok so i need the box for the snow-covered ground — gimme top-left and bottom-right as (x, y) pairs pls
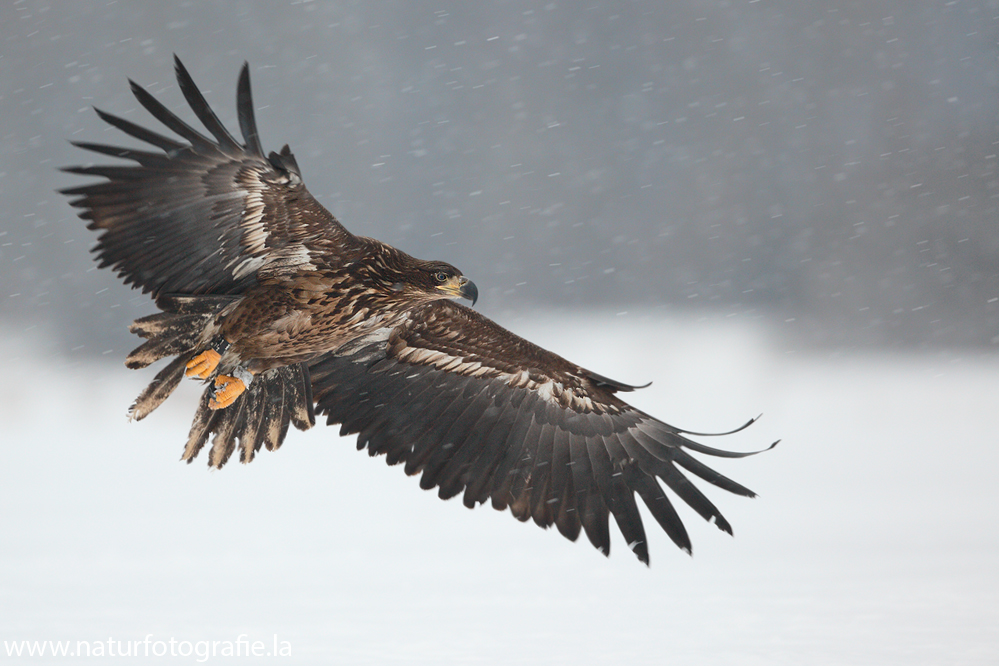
(2, 313), (997, 664)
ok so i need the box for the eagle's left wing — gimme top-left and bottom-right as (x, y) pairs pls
(308, 300), (771, 564)
(60, 56), (352, 299)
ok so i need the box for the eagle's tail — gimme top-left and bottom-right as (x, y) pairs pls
(180, 363), (315, 469)
(125, 294), (315, 468)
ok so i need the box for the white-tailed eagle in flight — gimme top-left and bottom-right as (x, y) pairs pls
(61, 56), (775, 564)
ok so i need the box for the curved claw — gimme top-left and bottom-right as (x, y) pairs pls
(186, 349), (221, 379)
(209, 375), (246, 410)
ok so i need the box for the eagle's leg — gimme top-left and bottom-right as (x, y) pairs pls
(185, 337), (231, 379)
(209, 366), (254, 410)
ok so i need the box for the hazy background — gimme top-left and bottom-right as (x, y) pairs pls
(2, 2), (998, 664)
(3, 0), (999, 349)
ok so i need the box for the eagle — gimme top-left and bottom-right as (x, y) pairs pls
(60, 56), (773, 565)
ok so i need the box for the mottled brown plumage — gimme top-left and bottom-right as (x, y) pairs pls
(60, 56), (774, 564)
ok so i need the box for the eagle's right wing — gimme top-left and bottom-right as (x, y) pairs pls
(306, 300), (773, 565)
(60, 56), (352, 299)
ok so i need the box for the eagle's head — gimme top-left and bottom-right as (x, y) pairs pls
(409, 260), (478, 306)
(374, 248), (478, 306)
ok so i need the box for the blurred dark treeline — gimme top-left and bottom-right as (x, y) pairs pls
(2, 0), (997, 353)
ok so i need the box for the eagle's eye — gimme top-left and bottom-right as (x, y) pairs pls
(433, 271), (449, 283)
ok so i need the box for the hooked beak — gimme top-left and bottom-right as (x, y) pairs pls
(459, 277), (479, 306)
(439, 276), (478, 306)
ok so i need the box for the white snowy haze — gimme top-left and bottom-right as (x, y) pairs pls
(2, 1), (998, 664)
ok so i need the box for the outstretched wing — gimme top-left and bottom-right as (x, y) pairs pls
(60, 55), (353, 298)
(309, 301), (771, 565)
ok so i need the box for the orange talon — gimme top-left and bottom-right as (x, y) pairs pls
(208, 374), (247, 410)
(186, 349), (222, 378)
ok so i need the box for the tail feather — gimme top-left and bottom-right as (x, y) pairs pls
(285, 363), (315, 432)
(208, 397), (243, 468)
(182, 395), (218, 463)
(129, 352), (195, 421)
(126, 295), (237, 369)
(126, 315), (213, 369)
(238, 388), (267, 463)
(183, 364), (316, 469)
